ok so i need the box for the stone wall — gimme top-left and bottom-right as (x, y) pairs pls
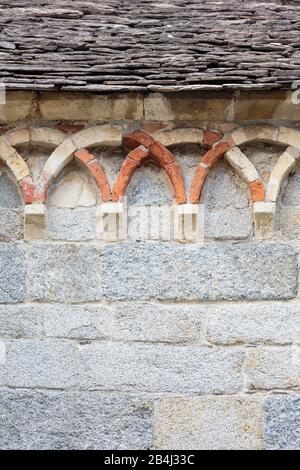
(0, 91), (299, 450)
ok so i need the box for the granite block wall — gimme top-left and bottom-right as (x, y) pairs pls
(0, 91), (299, 450)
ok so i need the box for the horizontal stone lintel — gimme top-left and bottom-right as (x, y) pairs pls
(1, 90), (300, 123)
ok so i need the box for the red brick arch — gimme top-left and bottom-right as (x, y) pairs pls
(112, 130), (187, 204)
(189, 138), (265, 204)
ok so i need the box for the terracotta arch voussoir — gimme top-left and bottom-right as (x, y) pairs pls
(121, 129), (187, 204)
(74, 149), (111, 202)
(122, 129), (155, 150)
(190, 140), (233, 203)
(112, 146), (149, 201)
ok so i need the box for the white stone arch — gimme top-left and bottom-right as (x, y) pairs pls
(0, 135), (30, 182)
(154, 128), (204, 147)
(227, 124), (300, 238)
(224, 146), (260, 184)
(5, 127), (66, 148)
(42, 125), (123, 179)
(230, 124), (300, 148)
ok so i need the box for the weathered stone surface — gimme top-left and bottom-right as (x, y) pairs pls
(112, 302), (205, 343)
(281, 164), (300, 206)
(0, 171), (22, 208)
(202, 161), (249, 210)
(0, 390), (154, 449)
(42, 304), (112, 340)
(244, 143), (283, 185)
(231, 124), (278, 147)
(0, 209), (23, 241)
(245, 347), (298, 390)
(0, 244), (26, 303)
(264, 394), (300, 450)
(39, 92), (143, 121)
(43, 137), (76, 177)
(205, 208), (253, 239)
(102, 242), (298, 301)
(225, 147), (259, 183)
(79, 343), (244, 393)
(30, 244), (102, 302)
(49, 169), (97, 208)
(235, 91), (300, 122)
(279, 207), (300, 239)
(144, 92), (233, 121)
(207, 303), (298, 345)
(0, 91), (33, 122)
(155, 396), (264, 449)
(0, 305), (37, 338)
(47, 207), (96, 241)
(126, 165), (172, 205)
(0, 339), (77, 388)
(72, 125), (122, 149)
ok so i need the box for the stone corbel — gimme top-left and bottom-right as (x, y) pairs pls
(253, 202), (276, 240)
(96, 200), (127, 241)
(24, 204), (47, 241)
(174, 203), (203, 242)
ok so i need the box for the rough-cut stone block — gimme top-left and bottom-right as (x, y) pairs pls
(155, 396), (264, 449)
(0, 390), (154, 449)
(39, 92), (143, 121)
(234, 91), (300, 121)
(0, 244), (26, 303)
(0, 305), (37, 337)
(245, 347), (298, 390)
(126, 165), (172, 205)
(112, 302), (205, 343)
(205, 208), (253, 239)
(264, 394), (300, 450)
(144, 92), (233, 121)
(79, 343), (244, 393)
(225, 147), (259, 183)
(0, 91), (33, 122)
(30, 244), (102, 302)
(204, 160), (249, 210)
(47, 207), (96, 241)
(0, 341), (5, 365)
(0, 171), (22, 208)
(279, 206), (300, 239)
(102, 242), (297, 301)
(24, 204), (47, 240)
(253, 202), (276, 240)
(207, 303), (298, 345)
(42, 304), (112, 340)
(0, 209), (23, 241)
(0, 339), (77, 388)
